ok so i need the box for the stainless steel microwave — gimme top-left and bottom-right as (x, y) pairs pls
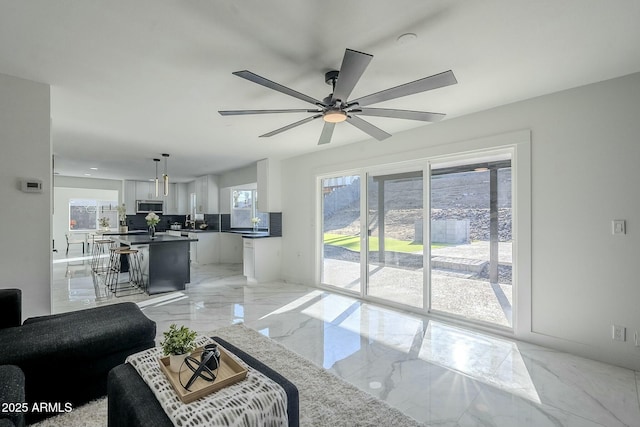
(136, 200), (164, 213)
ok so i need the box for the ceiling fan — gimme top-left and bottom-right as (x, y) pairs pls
(218, 48), (457, 145)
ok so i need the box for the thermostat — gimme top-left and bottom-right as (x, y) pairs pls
(21, 179), (43, 193)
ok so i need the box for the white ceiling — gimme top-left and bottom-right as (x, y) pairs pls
(1, 0), (639, 182)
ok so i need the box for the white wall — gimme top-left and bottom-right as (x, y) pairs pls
(55, 176), (123, 195)
(0, 73), (51, 319)
(218, 164), (257, 189)
(218, 164), (258, 214)
(280, 72), (640, 370)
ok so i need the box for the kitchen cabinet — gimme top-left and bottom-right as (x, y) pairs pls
(187, 232), (198, 264)
(176, 183), (188, 214)
(195, 176), (207, 214)
(125, 180), (187, 215)
(164, 183), (188, 215)
(257, 158), (281, 212)
(243, 237), (281, 283)
(124, 180), (137, 215)
(193, 232), (219, 265)
(164, 183), (178, 214)
(139, 181), (165, 201)
(219, 232), (243, 263)
(194, 175), (219, 214)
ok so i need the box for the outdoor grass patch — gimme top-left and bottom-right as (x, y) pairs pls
(324, 233), (447, 253)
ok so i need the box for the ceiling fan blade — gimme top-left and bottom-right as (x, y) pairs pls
(233, 70), (325, 106)
(219, 109), (321, 116)
(346, 115), (391, 141)
(318, 122), (335, 145)
(354, 107), (445, 122)
(350, 70), (457, 107)
(332, 49), (373, 103)
(259, 114), (323, 138)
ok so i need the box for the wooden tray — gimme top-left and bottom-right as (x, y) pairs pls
(158, 345), (248, 403)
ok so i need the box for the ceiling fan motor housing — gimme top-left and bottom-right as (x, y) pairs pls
(324, 70), (340, 86)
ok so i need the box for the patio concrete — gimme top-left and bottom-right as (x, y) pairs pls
(323, 240), (513, 327)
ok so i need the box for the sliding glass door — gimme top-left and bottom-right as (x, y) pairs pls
(319, 150), (514, 330)
(366, 170), (424, 308)
(429, 155), (512, 327)
(321, 175), (362, 293)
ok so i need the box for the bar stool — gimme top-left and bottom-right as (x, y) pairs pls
(91, 239), (115, 287)
(106, 247), (145, 297)
(105, 247), (123, 292)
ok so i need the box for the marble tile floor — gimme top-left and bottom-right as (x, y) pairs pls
(52, 251), (640, 426)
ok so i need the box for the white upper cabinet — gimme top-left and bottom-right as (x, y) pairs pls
(193, 174), (219, 213)
(124, 180), (137, 215)
(164, 183), (178, 214)
(176, 183), (189, 214)
(125, 180), (187, 215)
(257, 158), (281, 212)
(135, 181), (163, 201)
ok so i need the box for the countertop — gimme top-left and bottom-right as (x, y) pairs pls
(102, 230), (147, 236)
(166, 228), (276, 239)
(115, 234), (198, 245)
(227, 230), (273, 239)
(166, 228), (220, 233)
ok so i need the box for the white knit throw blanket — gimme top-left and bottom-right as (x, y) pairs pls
(126, 336), (289, 427)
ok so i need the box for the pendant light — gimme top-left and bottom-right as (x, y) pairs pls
(162, 153), (170, 196)
(153, 158), (160, 197)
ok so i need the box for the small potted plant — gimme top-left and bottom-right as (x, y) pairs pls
(117, 203), (128, 233)
(161, 324), (197, 372)
(98, 217), (110, 231)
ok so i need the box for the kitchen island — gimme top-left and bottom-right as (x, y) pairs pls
(111, 233), (198, 295)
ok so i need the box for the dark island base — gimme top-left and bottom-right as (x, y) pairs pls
(105, 233), (196, 295)
(147, 241), (190, 294)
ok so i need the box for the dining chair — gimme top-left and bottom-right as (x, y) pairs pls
(65, 233), (85, 254)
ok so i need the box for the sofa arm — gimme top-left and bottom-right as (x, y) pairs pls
(0, 302), (156, 366)
(0, 289), (21, 329)
(0, 365), (25, 427)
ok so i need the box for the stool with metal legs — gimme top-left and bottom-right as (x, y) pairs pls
(90, 239), (115, 287)
(107, 248), (145, 297)
(104, 246), (123, 292)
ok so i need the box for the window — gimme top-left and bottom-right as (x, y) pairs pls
(230, 188), (268, 228)
(69, 199), (118, 231)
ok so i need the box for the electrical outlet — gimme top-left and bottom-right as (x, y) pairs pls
(635, 331), (640, 347)
(612, 325), (626, 342)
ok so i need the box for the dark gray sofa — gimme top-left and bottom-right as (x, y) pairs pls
(0, 289), (156, 425)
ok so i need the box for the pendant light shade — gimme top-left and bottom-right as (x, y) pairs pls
(162, 153), (170, 196)
(153, 158), (160, 197)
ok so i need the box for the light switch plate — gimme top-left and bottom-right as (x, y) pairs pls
(612, 220), (626, 235)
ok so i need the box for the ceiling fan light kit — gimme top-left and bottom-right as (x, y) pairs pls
(323, 110), (347, 123)
(219, 48), (457, 145)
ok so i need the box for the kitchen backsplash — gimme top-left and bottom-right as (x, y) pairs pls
(126, 214), (186, 231)
(125, 212), (280, 234)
